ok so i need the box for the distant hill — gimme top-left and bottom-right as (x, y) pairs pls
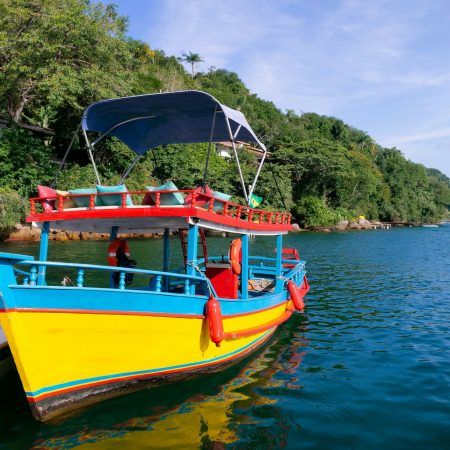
(0, 0), (449, 229)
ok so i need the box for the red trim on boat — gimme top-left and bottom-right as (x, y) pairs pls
(224, 309), (293, 340)
(0, 301), (290, 319)
(224, 300), (290, 318)
(27, 189), (292, 232)
(0, 307), (203, 319)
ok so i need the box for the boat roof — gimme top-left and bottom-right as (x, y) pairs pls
(32, 92), (291, 235)
(82, 90), (266, 154)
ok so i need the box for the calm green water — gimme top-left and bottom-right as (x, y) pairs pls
(0, 225), (449, 449)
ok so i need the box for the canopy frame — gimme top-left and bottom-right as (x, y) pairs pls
(72, 91), (267, 205)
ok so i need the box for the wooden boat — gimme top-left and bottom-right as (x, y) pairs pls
(0, 91), (309, 421)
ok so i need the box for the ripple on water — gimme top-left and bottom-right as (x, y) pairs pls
(0, 226), (449, 449)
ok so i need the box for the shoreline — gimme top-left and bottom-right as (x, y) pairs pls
(2, 220), (444, 242)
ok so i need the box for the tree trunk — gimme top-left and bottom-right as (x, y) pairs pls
(7, 89), (32, 124)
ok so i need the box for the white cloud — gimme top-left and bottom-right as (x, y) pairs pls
(119, 0), (450, 175)
(387, 128), (450, 145)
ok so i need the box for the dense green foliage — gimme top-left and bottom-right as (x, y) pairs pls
(0, 0), (449, 232)
(0, 190), (29, 232)
(0, 128), (55, 196)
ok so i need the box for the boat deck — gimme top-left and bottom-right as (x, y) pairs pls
(27, 189), (292, 235)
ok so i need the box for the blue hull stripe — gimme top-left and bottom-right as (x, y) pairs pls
(7, 283), (297, 316)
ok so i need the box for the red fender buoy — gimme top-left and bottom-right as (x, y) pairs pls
(288, 280), (305, 311)
(206, 294), (224, 347)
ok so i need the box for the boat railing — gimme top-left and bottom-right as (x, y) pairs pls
(14, 260), (212, 295)
(13, 266), (32, 278)
(198, 255), (305, 288)
(29, 189), (292, 225)
(282, 262), (307, 287)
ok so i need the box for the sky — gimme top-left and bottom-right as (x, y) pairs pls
(113, 0), (450, 176)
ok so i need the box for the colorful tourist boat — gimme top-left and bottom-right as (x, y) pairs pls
(0, 90), (309, 421)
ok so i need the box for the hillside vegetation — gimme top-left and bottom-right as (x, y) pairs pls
(0, 0), (449, 231)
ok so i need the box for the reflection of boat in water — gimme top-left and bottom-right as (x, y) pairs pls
(23, 323), (307, 450)
(0, 91), (309, 421)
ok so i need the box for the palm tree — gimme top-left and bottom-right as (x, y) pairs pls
(181, 51), (204, 77)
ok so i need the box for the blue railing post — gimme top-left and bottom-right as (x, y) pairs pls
(109, 226), (118, 288)
(29, 267), (38, 286)
(186, 223), (198, 295)
(76, 269), (84, 287)
(275, 234), (283, 292)
(119, 272), (126, 290)
(38, 221), (50, 286)
(155, 275), (162, 292)
(163, 228), (170, 291)
(241, 234), (249, 299)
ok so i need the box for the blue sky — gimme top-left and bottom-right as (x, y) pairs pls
(113, 0), (450, 176)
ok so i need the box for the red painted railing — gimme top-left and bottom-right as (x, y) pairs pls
(29, 189), (292, 225)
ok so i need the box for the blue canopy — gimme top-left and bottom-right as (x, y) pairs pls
(81, 90), (266, 154)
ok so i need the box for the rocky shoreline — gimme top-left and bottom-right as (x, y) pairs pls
(4, 224), (164, 242)
(1, 218), (414, 242)
(296, 218), (394, 232)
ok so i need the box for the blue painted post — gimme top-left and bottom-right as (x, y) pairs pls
(241, 234), (249, 299)
(76, 269), (84, 287)
(109, 226), (118, 288)
(275, 234), (283, 292)
(163, 228), (170, 292)
(37, 221), (50, 286)
(29, 267), (38, 286)
(119, 272), (126, 290)
(186, 224), (198, 295)
(155, 275), (162, 292)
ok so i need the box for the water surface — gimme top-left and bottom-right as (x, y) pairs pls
(0, 225), (449, 449)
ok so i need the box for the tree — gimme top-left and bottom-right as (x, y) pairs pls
(181, 51), (204, 77)
(0, 0), (133, 128)
(0, 128), (55, 196)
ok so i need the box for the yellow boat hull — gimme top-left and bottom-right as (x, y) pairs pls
(0, 301), (290, 420)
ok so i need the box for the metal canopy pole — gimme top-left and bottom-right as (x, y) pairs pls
(90, 115), (155, 147)
(82, 128), (101, 185)
(225, 116), (248, 203)
(119, 154), (142, 184)
(51, 123), (81, 188)
(202, 107), (218, 190)
(248, 150), (267, 200)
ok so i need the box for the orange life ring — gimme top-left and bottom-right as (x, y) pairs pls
(229, 238), (242, 275)
(107, 239), (130, 266)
